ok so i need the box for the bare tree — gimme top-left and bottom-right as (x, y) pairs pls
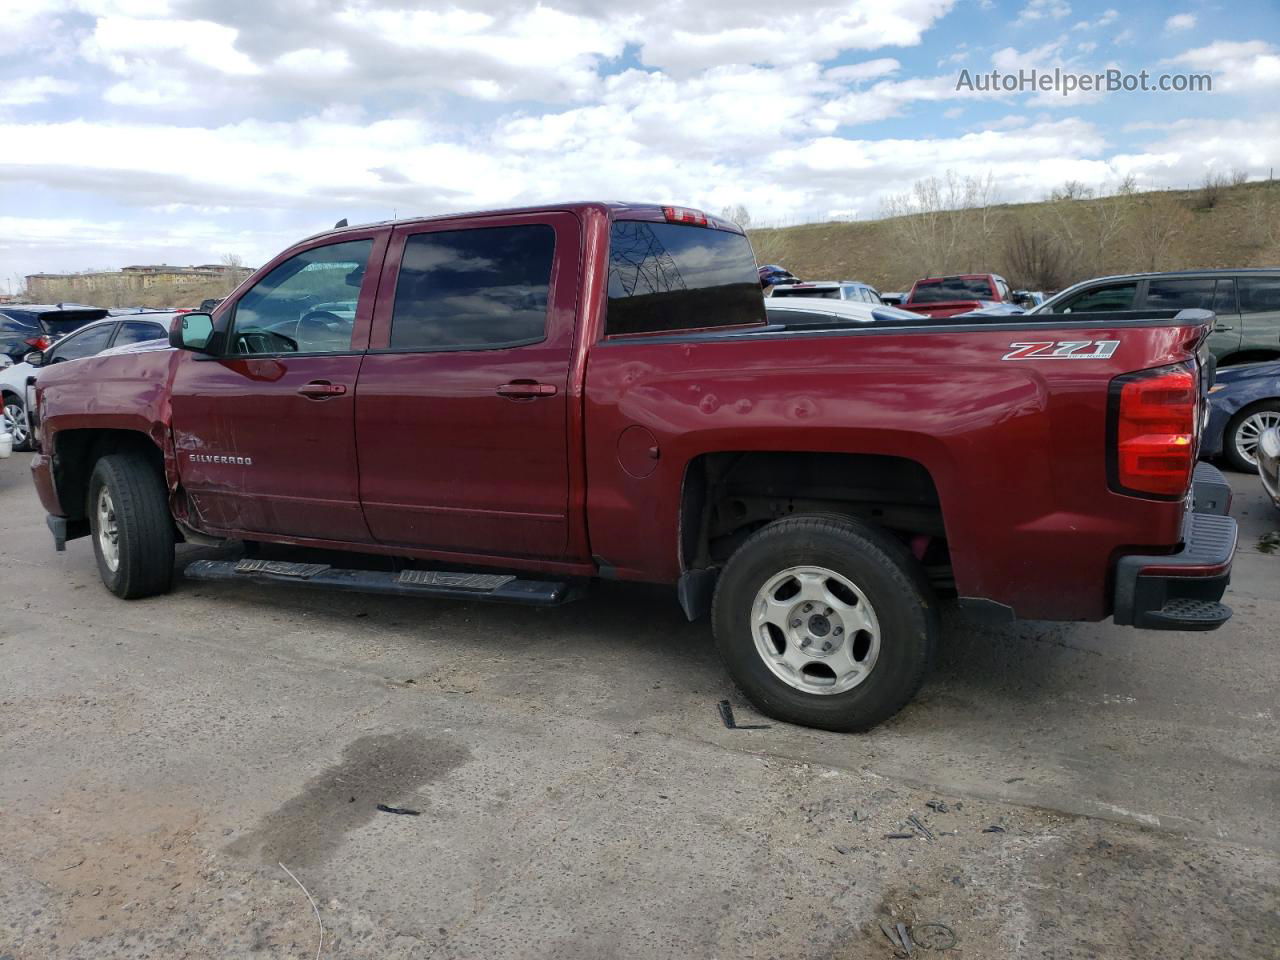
(1049, 180), (1094, 202)
(718, 205), (753, 230)
(1129, 191), (1192, 271)
(881, 170), (1002, 277)
(1195, 171), (1232, 210)
(1002, 221), (1072, 290)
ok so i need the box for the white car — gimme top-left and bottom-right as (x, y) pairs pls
(764, 297), (925, 327)
(0, 313), (174, 452)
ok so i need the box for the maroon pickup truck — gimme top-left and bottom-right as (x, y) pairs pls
(903, 273), (1017, 317)
(27, 202), (1237, 731)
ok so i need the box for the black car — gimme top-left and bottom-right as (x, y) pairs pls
(0, 304), (110, 362)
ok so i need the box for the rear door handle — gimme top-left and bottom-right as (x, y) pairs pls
(297, 381), (347, 399)
(497, 381), (557, 399)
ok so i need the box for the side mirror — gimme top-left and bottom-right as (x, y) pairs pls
(23, 351), (44, 367)
(170, 312), (215, 353)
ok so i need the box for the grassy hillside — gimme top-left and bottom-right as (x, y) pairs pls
(747, 179), (1280, 294)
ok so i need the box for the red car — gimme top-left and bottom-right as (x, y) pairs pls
(903, 273), (1017, 317)
(27, 202), (1236, 731)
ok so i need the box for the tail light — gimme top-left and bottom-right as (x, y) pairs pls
(1108, 362), (1198, 499)
(662, 206), (709, 226)
(24, 335), (51, 351)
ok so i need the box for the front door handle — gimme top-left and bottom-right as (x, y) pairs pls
(497, 381), (557, 399)
(1214, 324), (1233, 332)
(297, 381), (347, 399)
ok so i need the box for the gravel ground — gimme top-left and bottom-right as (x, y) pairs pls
(1, 451), (1276, 959)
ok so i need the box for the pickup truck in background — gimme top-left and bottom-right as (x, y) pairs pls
(903, 273), (1020, 317)
(27, 202), (1238, 731)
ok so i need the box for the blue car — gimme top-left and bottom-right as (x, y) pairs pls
(1203, 360), (1280, 471)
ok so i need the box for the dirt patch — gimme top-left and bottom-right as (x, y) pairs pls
(227, 732), (471, 868)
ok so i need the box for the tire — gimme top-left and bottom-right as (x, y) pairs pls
(1224, 400), (1280, 473)
(2, 392), (32, 452)
(711, 515), (937, 732)
(88, 454), (175, 599)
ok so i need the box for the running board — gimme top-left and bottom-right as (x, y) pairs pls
(183, 559), (581, 606)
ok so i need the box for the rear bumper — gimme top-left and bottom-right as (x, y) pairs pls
(1113, 464), (1237, 631)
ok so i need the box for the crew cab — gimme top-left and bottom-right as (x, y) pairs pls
(27, 202), (1238, 731)
(903, 274), (1017, 317)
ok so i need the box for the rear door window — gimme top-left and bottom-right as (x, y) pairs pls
(1057, 282), (1138, 313)
(909, 278), (993, 303)
(45, 323), (115, 363)
(1238, 277), (1280, 313)
(1144, 278), (1216, 310)
(389, 225), (555, 351)
(1212, 279), (1239, 315)
(605, 221), (764, 335)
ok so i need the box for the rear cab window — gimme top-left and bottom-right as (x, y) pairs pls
(605, 220), (764, 335)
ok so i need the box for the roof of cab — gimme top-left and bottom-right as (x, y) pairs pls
(297, 201), (743, 245)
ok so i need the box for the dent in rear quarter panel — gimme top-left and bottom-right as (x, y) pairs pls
(583, 321), (1203, 621)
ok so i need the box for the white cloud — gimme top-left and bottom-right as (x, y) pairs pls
(1016, 0), (1071, 25)
(0, 76), (78, 106)
(1164, 40), (1280, 92)
(1073, 8), (1118, 30)
(1165, 13), (1197, 31)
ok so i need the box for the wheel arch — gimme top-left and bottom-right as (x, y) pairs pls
(50, 428), (166, 522)
(676, 450), (951, 618)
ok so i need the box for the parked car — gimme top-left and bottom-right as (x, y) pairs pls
(764, 298), (924, 326)
(0, 304), (109, 363)
(902, 274), (1018, 317)
(199, 298), (225, 312)
(1012, 290), (1046, 308)
(758, 264), (799, 288)
(1031, 269), (1280, 366)
(880, 292), (906, 306)
(0, 313), (173, 452)
(768, 281), (884, 304)
(28, 202), (1237, 732)
(1200, 360), (1280, 472)
(1257, 426), (1280, 510)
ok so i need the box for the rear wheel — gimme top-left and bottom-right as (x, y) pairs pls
(2, 393), (31, 452)
(1224, 401), (1280, 472)
(88, 454), (175, 598)
(711, 515), (937, 732)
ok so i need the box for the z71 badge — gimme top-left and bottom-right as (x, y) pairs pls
(1002, 340), (1120, 361)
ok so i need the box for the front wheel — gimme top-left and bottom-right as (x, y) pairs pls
(1224, 401), (1280, 472)
(711, 515), (937, 732)
(88, 454), (175, 599)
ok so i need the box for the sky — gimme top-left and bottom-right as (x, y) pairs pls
(1, 0), (1278, 285)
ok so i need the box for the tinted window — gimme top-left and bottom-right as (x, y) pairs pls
(114, 320), (168, 347)
(1145, 278), (1215, 310)
(1238, 277), (1280, 314)
(233, 239), (372, 355)
(772, 286), (840, 300)
(390, 225), (554, 351)
(46, 323), (114, 363)
(0, 313), (35, 333)
(1059, 282), (1138, 313)
(1213, 279), (1238, 314)
(606, 221), (764, 335)
(909, 278), (994, 303)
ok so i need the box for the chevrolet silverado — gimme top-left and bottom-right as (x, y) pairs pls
(27, 202), (1238, 731)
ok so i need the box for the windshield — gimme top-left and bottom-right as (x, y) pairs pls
(909, 278), (993, 302)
